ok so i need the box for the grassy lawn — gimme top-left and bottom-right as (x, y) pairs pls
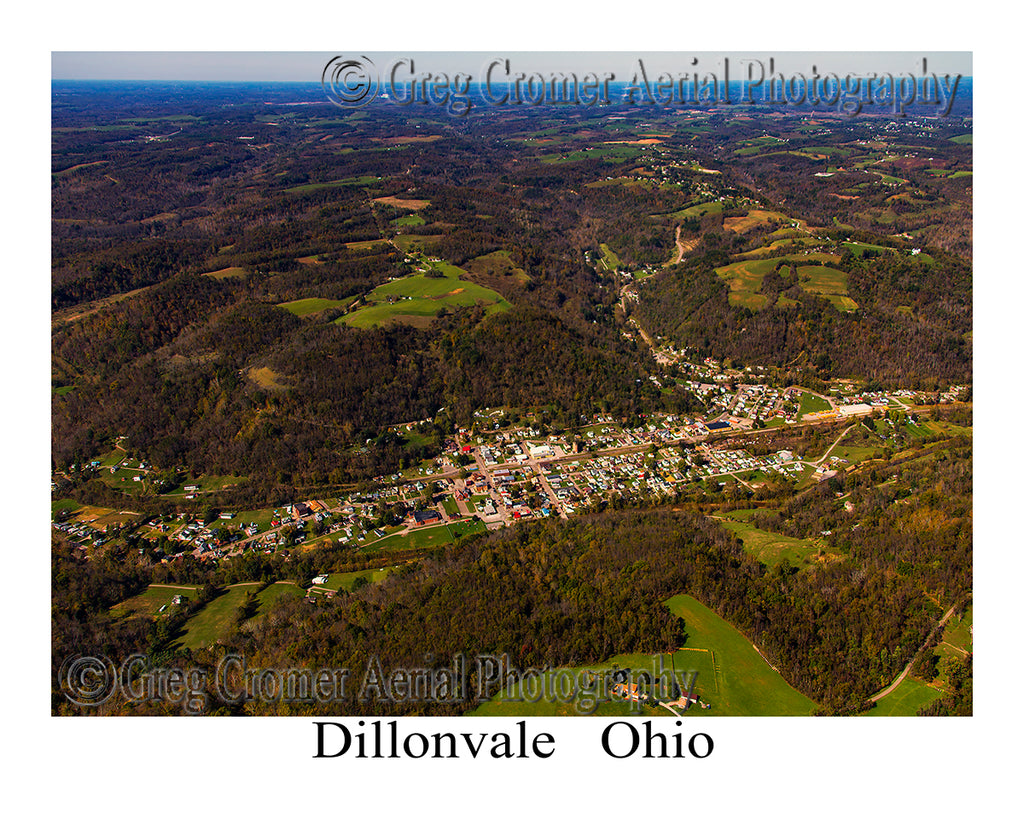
(254, 581), (305, 613)
(798, 390), (832, 417)
(442, 498), (460, 515)
(715, 514), (821, 568)
(363, 520), (486, 554)
(598, 243), (621, 271)
(52, 498), (82, 516)
(864, 676), (944, 716)
(109, 584), (200, 620)
(278, 297), (354, 317)
(174, 584), (262, 650)
(664, 595), (816, 715)
(315, 568), (394, 593)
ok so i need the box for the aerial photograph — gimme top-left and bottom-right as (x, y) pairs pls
(48, 50), (975, 727)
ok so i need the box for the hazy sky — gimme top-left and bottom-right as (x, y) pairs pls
(51, 51), (972, 83)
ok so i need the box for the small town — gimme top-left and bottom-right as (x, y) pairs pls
(52, 358), (969, 592)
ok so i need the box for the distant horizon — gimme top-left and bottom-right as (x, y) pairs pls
(52, 51), (972, 83)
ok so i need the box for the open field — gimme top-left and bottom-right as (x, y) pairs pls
(736, 237), (819, 258)
(380, 134), (443, 145)
(841, 241), (897, 257)
(53, 160), (109, 176)
(675, 200), (726, 219)
(174, 584), (262, 650)
(372, 196), (431, 210)
(285, 175), (380, 193)
(314, 568), (394, 593)
(715, 514), (822, 569)
(341, 259), (510, 329)
(246, 366), (290, 391)
(537, 145), (643, 164)
(363, 519), (487, 553)
(940, 605), (973, 656)
(864, 675), (944, 716)
(664, 594), (816, 715)
(278, 297), (354, 317)
(391, 233), (441, 253)
(70, 504), (140, 531)
(797, 390), (832, 417)
(161, 473), (247, 496)
(598, 243), (621, 271)
(464, 249), (530, 283)
(52, 498), (82, 516)
(110, 584), (201, 619)
(202, 266), (248, 280)
(714, 257), (779, 309)
(795, 266), (857, 311)
(254, 581), (305, 613)
(723, 209), (787, 233)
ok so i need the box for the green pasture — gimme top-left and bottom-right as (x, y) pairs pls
(278, 297), (355, 317)
(110, 584), (201, 620)
(864, 675), (943, 716)
(315, 568), (394, 593)
(598, 243), (621, 271)
(341, 259), (509, 329)
(665, 595), (816, 715)
(465, 250), (530, 283)
(174, 584), (263, 650)
(674, 200), (727, 219)
(795, 266), (857, 311)
(716, 514), (821, 569)
(285, 175), (380, 193)
(52, 498), (82, 516)
(254, 582), (305, 612)
(714, 257), (779, 309)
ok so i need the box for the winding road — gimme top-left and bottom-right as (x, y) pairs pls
(869, 603), (961, 702)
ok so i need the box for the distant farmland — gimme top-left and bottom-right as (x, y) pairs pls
(341, 258), (510, 329)
(278, 297), (355, 317)
(715, 253), (855, 312)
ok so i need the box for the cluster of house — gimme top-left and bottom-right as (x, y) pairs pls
(52, 520), (107, 548)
